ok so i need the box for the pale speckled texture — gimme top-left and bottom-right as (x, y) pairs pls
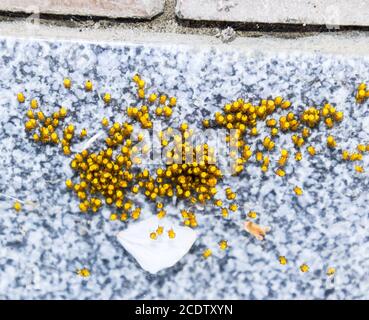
(0, 0), (165, 19)
(176, 0), (369, 26)
(0, 37), (369, 299)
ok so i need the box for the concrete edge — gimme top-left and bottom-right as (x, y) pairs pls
(1, 21), (369, 58)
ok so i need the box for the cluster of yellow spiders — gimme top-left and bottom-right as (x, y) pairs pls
(15, 77), (369, 278)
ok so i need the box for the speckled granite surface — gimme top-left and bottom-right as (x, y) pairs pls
(1, 36), (369, 299)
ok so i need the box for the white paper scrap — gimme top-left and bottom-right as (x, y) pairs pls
(117, 216), (197, 274)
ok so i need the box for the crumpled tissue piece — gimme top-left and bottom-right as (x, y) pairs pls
(117, 216), (197, 274)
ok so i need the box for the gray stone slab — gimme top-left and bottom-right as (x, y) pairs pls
(176, 0), (369, 27)
(0, 0), (165, 19)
